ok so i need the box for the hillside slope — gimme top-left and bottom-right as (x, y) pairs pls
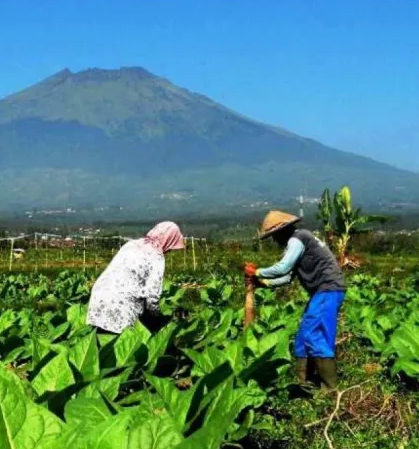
(0, 67), (417, 212)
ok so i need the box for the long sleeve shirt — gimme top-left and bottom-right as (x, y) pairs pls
(257, 229), (345, 295)
(257, 237), (305, 287)
(87, 239), (165, 333)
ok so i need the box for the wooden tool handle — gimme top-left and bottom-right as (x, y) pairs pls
(244, 283), (256, 329)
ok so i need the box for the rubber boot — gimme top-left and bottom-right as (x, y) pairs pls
(296, 358), (308, 383)
(292, 358), (317, 398)
(314, 358), (338, 390)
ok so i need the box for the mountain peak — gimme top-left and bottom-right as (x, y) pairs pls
(69, 66), (156, 83)
(36, 67), (156, 88)
(0, 65), (418, 212)
(42, 68), (73, 84)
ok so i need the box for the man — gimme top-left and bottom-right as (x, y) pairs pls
(245, 210), (345, 390)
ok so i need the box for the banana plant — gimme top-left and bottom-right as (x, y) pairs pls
(318, 186), (389, 266)
(316, 188), (334, 246)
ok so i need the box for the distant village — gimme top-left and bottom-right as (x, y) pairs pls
(23, 206), (126, 219)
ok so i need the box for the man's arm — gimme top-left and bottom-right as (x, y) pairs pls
(257, 238), (305, 279)
(262, 273), (293, 288)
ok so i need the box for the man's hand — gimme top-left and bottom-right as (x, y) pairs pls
(244, 275), (270, 289)
(244, 262), (271, 288)
(244, 262), (258, 277)
(253, 278), (271, 289)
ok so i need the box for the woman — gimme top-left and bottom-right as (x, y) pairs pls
(87, 222), (184, 334)
(245, 210), (345, 390)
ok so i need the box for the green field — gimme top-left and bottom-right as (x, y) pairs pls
(1, 243), (419, 449)
(2, 238), (418, 278)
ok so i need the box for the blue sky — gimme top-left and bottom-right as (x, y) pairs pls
(1, 0), (418, 170)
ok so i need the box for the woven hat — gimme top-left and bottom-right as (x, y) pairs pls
(259, 210), (300, 240)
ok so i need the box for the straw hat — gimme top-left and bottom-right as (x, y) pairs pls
(259, 210), (300, 240)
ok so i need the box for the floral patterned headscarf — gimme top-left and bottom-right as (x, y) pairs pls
(145, 222), (185, 253)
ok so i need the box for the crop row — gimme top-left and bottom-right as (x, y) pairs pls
(0, 271), (418, 447)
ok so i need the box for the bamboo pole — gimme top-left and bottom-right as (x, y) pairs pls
(191, 237), (197, 271)
(34, 233), (38, 272)
(45, 238), (48, 268)
(83, 236), (86, 272)
(183, 238), (187, 269)
(94, 237), (98, 273)
(9, 239), (14, 272)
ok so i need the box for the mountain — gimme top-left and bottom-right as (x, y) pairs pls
(0, 67), (418, 215)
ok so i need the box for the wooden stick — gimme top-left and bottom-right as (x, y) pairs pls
(191, 237), (196, 271)
(83, 236), (86, 272)
(183, 238), (187, 269)
(45, 240), (48, 268)
(9, 238), (14, 272)
(244, 283), (256, 329)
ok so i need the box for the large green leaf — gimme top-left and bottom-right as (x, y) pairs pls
(64, 397), (112, 427)
(67, 304), (87, 335)
(146, 323), (178, 372)
(243, 328), (259, 356)
(258, 329), (291, 361)
(0, 365), (63, 449)
(78, 376), (122, 401)
(145, 374), (199, 431)
(182, 362), (234, 430)
(229, 409), (255, 441)
(175, 319), (207, 347)
(127, 413), (183, 449)
(32, 352), (75, 396)
(202, 376), (242, 427)
(118, 389), (165, 408)
(68, 332), (100, 381)
(183, 347), (227, 377)
(0, 311), (17, 335)
(224, 340), (244, 374)
(377, 315), (394, 332)
(50, 322), (70, 342)
(74, 409), (183, 449)
(59, 396), (117, 448)
(56, 408), (128, 449)
(195, 309), (234, 349)
(114, 322), (150, 367)
(175, 377), (245, 449)
(239, 381), (267, 408)
(45, 427), (85, 449)
(386, 324), (419, 360)
(362, 321), (385, 352)
(97, 333), (116, 347)
(71, 411), (134, 449)
(2, 347), (26, 365)
(392, 358), (419, 378)
(32, 337), (53, 368)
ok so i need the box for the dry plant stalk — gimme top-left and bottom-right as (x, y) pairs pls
(323, 381), (371, 449)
